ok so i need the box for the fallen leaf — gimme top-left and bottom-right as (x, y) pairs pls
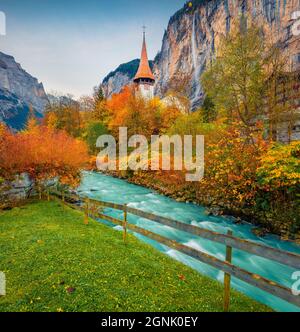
(66, 287), (76, 294)
(179, 274), (186, 281)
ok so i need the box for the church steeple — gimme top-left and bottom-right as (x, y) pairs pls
(133, 28), (155, 100)
(134, 29), (155, 83)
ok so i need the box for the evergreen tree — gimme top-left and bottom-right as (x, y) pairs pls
(201, 96), (217, 123)
(93, 85), (104, 104)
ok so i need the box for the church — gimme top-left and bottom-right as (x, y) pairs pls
(132, 31), (188, 114)
(133, 31), (155, 100)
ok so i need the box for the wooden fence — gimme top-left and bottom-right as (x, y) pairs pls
(46, 190), (300, 311)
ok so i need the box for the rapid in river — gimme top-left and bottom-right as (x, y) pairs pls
(78, 171), (300, 312)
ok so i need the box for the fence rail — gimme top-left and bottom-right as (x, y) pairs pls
(48, 190), (300, 310)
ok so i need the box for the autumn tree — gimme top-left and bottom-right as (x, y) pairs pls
(0, 123), (89, 187)
(159, 100), (182, 134)
(256, 142), (300, 236)
(88, 85), (110, 124)
(202, 24), (266, 135)
(44, 94), (82, 137)
(124, 96), (163, 138)
(106, 86), (132, 136)
(199, 123), (269, 212)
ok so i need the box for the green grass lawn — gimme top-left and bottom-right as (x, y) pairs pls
(0, 200), (272, 312)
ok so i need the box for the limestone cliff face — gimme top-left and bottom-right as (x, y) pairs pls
(154, 0), (300, 108)
(0, 52), (48, 129)
(101, 1), (299, 107)
(102, 70), (134, 99)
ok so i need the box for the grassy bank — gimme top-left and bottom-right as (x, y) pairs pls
(0, 200), (271, 312)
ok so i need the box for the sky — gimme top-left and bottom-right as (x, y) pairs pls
(0, 0), (186, 98)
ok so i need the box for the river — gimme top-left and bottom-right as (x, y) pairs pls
(78, 171), (300, 312)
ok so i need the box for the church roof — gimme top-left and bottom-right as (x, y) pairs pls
(134, 33), (155, 82)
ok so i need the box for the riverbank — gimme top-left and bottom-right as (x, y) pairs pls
(0, 200), (271, 312)
(96, 169), (299, 243)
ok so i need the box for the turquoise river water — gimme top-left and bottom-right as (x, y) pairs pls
(78, 171), (300, 312)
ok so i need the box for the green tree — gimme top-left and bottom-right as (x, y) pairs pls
(93, 85), (105, 104)
(90, 86), (110, 124)
(202, 25), (266, 134)
(85, 122), (109, 154)
(200, 96), (217, 123)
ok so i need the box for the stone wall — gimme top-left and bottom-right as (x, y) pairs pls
(0, 173), (33, 201)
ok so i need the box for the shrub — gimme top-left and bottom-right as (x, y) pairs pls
(0, 124), (89, 187)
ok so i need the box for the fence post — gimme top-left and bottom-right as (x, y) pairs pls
(224, 230), (233, 312)
(47, 189), (50, 202)
(123, 205), (127, 244)
(84, 198), (89, 225)
(38, 186), (42, 200)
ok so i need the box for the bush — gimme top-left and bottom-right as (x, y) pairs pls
(0, 123), (89, 187)
(257, 142), (300, 190)
(256, 142), (300, 237)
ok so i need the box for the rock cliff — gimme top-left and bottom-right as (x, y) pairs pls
(0, 52), (48, 129)
(101, 0), (300, 109)
(154, 0), (300, 108)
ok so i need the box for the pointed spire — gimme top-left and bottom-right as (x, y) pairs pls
(134, 29), (155, 82)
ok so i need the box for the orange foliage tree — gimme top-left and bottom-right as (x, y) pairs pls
(0, 123), (89, 187)
(106, 85), (181, 139)
(198, 123), (269, 212)
(106, 86), (132, 133)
